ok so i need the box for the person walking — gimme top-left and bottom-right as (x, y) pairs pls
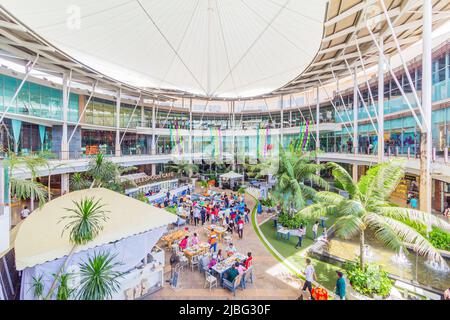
(295, 224), (306, 249)
(209, 228), (218, 252)
(200, 206), (206, 225)
(302, 258), (316, 300)
(312, 221), (319, 240)
(335, 271), (346, 300)
(237, 216), (244, 239)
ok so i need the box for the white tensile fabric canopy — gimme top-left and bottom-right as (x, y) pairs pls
(1, 0), (327, 98)
(14, 188), (177, 270)
(220, 171), (243, 180)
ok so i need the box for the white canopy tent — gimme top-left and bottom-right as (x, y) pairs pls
(15, 188), (177, 299)
(1, 0), (327, 99)
(219, 171), (244, 180)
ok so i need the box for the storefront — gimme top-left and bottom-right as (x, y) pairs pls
(391, 173), (420, 206)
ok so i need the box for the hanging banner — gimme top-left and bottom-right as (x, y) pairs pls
(297, 122), (304, 151)
(256, 127), (260, 159)
(302, 120), (310, 150)
(11, 119), (21, 153)
(236, 136), (245, 164)
(38, 125), (46, 151)
(209, 127), (215, 160)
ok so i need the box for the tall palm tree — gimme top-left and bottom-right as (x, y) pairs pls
(271, 145), (328, 215)
(45, 196), (109, 299)
(86, 153), (136, 192)
(167, 160), (199, 178)
(298, 160), (450, 270)
(77, 251), (122, 300)
(5, 152), (48, 212)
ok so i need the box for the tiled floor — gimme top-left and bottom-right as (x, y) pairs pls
(146, 187), (303, 300)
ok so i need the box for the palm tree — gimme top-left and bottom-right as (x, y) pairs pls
(298, 160), (450, 270)
(5, 152), (48, 212)
(85, 153), (136, 192)
(56, 273), (75, 300)
(166, 160), (199, 178)
(86, 153), (117, 188)
(77, 251), (122, 300)
(45, 196), (109, 299)
(271, 145), (328, 215)
(70, 172), (90, 191)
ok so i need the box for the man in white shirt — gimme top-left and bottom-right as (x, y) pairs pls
(302, 258), (316, 300)
(312, 221), (319, 240)
(20, 206), (30, 219)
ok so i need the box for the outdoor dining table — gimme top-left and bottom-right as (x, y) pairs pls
(210, 253), (247, 286)
(161, 229), (188, 247)
(205, 225), (227, 241)
(276, 227), (291, 241)
(183, 242), (210, 262)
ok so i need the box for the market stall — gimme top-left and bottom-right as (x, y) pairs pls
(219, 171), (244, 190)
(15, 188), (177, 300)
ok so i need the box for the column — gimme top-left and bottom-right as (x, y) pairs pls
(280, 95), (284, 146)
(352, 164), (358, 183)
(0, 164), (10, 251)
(61, 173), (70, 195)
(115, 89), (121, 157)
(140, 105), (144, 127)
(353, 67), (358, 154)
(189, 98), (193, 162)
(151, 101), (156, 155)
(419, 0), (432, 213)
(316, 86), (320, 154)
(151, 164), (156, 176)
(378, 36), (385, 163)
(231, 101), (236, 170)
(61, 72), (69, 160)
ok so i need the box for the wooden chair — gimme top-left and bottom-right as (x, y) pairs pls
(222, 274), (242, 296)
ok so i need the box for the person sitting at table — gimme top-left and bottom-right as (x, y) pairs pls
(225, 262), (240, 282)
(244, 252), (253, 269)
(208, 254), (218, 269)
(191, 232), (199, 246)
(237, 262), (246, 276)
(179, 235), (189, 251)
(226, 243), (237, 257)
(217, 249), (224, 262)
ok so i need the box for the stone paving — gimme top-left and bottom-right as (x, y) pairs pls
(146, 186), (303, 300)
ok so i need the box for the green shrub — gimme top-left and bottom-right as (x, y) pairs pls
(401, 219), (450, 251)
(344, 261), (392, 298)
(429, 227), (450, 251)
(165, 206), (178, 215)
(278, 213), (308, 229)
(260, 198), (275, 207)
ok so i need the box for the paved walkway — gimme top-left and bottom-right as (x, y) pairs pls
(146, 186), (303, 300)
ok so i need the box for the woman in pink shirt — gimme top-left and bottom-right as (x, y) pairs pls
(191, 233), (199, 246)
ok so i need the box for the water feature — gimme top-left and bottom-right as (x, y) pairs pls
(325, 234), (450, 292)
(391, 247), (412, 267)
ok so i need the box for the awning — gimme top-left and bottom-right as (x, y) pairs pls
(219, 171), (244, 180)
(14, 188), (177, 270)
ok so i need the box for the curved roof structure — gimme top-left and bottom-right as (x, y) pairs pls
(0, 0), (327, 99)
(0, 0), (448, 103)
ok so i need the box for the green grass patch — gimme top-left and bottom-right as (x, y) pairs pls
(259, 216), (341, 291)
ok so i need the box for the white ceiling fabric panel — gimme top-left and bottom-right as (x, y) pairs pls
(1, 0), (327, 98)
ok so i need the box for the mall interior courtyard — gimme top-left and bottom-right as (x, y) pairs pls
(0, 0), (449, 301)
